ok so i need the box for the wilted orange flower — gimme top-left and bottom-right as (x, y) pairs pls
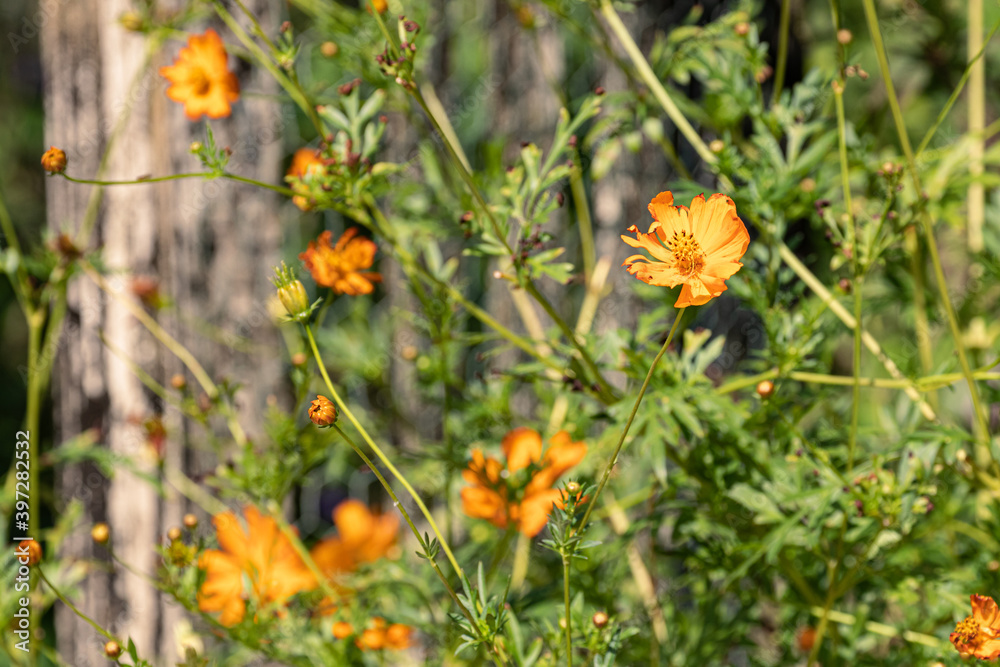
(287, 148), (326, 210)
(198, 506), (316, 626)
(309, 395), (338, 426)
(951, 594), (1000, 660)
(622, 191), (750, 308)
(462, 427), (587, 537)
(159, 29), (240, 121)
(299, 229), (381, 295)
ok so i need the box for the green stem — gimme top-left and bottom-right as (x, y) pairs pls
(577, 309), (686, 531)
(772, 0), (792, 105)
(569, 162), (595, 283)
(62, 172), (295, 197)
(212, 1), (324, 137)
(563, 553), (573, 667)
(833, 81), (861, 474)
(597, 0), (716, 165)
(303, 324), (462, 577)
(37, 567), (118, 643)
(861, 0), (991, 446)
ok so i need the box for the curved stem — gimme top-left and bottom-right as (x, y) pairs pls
(37, 568), (119, 643)
(61, 172), (295, 197)
(577, 309), (686, 531)
(303, 324), (462, 576)
(772, 0), (792, 105)
(597, 0), (715, 165)
(861, 0), (992, 448)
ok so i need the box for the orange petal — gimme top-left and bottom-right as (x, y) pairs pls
(972, 594), (1000, 628)
(333, 500), (375, 549)
(515, 489), (562, 536)
(530, 432), (586, 491)
(213, 511), (249, 561)
(461, 486), (507, 527)
(502, 427), (543, 473)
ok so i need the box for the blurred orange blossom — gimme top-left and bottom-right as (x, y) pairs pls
(197, 506), (316, 626)
(159, 29), (240, 121)
(462, 427), (586, 537)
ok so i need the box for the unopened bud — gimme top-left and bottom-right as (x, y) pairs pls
(170, 374), (187, 390)
(320, 41), (339, 58)
(16, 540), (42, 567)
(734, 22), (750, 36)
(836, 29), (853, 45)
(592, 611), (609, 628)
(309, 395), (338, 426)
(167, 527), (182, 541)
(104, 641), (122, 659)
(92, 522), (111, 544)
(183, 513), (198, 529)
(41, 146), (67, 174)
(756, 380), (774, 398)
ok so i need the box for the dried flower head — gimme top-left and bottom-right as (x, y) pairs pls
(622, 191), (750, 308)
(159, 29), (240, 121)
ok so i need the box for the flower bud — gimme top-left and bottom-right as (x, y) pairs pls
(170, 374), (187, 390)
(119, 11), (143, 31)
(92, 522), (111, 544)
(167, 527), (183, 541)
(309, 395), (338, 426)
(734, 22), (750, 36)
(566, 481), (581, 494)
(755, 380), (774, 398)
(709, 139), (725, 154)
(836, 29), (853, 45)
(271, 262), (312, 321)
(41, 146), (67, 174)
(321, 41), (339, 58)
(16, 539), (43, 567)
(592, 611), (609, 628)
(183, 513), (198, 529)
(291, 352), (308, 366)
(104, 641), (122, 659)
(332, 621), (354, 638)
(189, 141), (202, 153)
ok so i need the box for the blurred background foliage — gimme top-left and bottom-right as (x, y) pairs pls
(3, 0), (1000, 665)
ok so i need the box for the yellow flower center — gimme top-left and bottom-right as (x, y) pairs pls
(666, 230), (706, 277)
(954, 616), (980, 645)
(190, 67), (211, 96)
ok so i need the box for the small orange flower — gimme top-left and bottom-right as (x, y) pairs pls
(622, 191), (750, 308)
(951, 594), (1000, 660)
(352, 617), (413, 651)
(462, 427), (587, 537)
(159, 29), (240, 121)
(300, 229), (381, 295)
(197, 506), (316, 626)
(287, 148), (326, 211)
(309, 395), (338, 426)
(41, 146), (67, 173)
(332, 621), (354, 639)
(369, 0), (388, 13)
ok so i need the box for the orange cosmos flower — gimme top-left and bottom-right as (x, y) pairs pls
(353, 617), (413, 651)
(299, 228), (381, 295)
(462, 427), (587, 537)
(197, 506), (316, 626)
(159, 29), (240, 121)
(309, 500), (399, 614)
(287, 148), (326, 210)
(951, 594), (1000, 660)
(622, 191), (750, 308)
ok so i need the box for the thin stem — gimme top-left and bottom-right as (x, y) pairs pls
(37, 568), (118, 643)
(80, 262), (248, 447)
(597, 0), (716, 165)
(577, 309), (686, 531)
(61, 172), (295, 197)
(569, 162), (595, 283)
(563, 553), (573, 667)
(303, 324), (462, 576)
(776, 242), (937, 421)
(861, 0), (991, 446)
(772, 0), (792, 105)
(833, 81), (861, 474)
(212, 1), (324, 136)
(967, 0), (985, 253)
